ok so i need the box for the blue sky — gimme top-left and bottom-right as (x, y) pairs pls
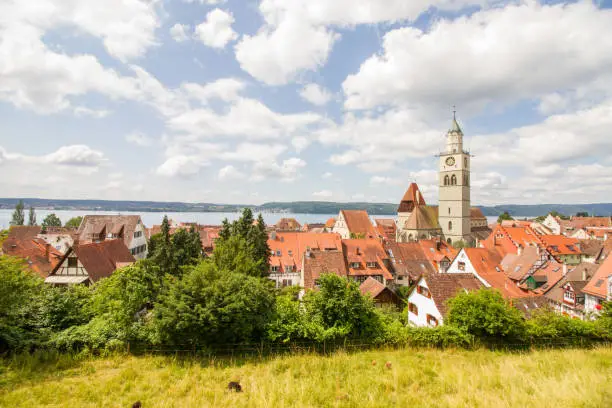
(1, 0), (612, 205)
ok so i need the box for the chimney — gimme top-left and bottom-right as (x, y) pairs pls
(582, 267), (587, 281)
(517, 245), (523, 256)
(562, 263), (568, 276)
(45, 243), (50, 259)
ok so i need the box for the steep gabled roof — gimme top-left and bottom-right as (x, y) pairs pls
(2, 226), (62, 278)
(57, 239), (135, 283)
(340, 210), (377, 238)
(77, 215), (143, 247)
(302, 250), (347, 290)
(403, 206), (440, 230)
(385, 241), (436, 280)
(583, 254), (612, 299)
(423, 273), (483, 316)
(398, 183), (427, 213)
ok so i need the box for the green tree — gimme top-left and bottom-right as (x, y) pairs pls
(446, 289), (526, 340)
(38, 285), (93, 332)
(52, 261), (162, 349)
(152, 261), (275, 346)
(148, 215), (175, 274)
(216, 209), (270, 277)
(575, 212), (589, 217)
(10, 200), (25, 226)
(301, 274), (380, 341)
(42, 213), (62, 229)
(0, 257), (43, 351)
(171, 226), (202, 268)
(27, 207), (37, 226)
(64, 216), (83, 229)
(496, 211), (514, 224)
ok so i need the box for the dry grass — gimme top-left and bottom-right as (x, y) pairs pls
(1, 347), (611, 407)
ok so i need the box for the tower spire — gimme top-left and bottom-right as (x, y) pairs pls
(450, 106), (462, 133)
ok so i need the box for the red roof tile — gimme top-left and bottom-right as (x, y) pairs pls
(2, 226), (62, 278)
(340, 210), (377, 238)
(398, 183), (426, 213)
(583, 253), (612, 299)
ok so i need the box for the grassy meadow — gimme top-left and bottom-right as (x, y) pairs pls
(1, 347), (611, 408)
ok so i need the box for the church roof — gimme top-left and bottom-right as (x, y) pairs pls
(403, 205), (440, 231)
(450, 117), (463, 133)
(398, 183), (427, 213)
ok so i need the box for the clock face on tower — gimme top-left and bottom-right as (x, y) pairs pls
(445, 156), (455, 166)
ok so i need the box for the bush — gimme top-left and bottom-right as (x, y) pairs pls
(152, 261), (275, 346)
(446, 289), (526, 340)
(526, 310), (599, 340)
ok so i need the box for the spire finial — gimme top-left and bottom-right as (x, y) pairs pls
(452, 105), (456, 120)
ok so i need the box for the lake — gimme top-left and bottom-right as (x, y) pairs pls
(0, 209), (501, 230)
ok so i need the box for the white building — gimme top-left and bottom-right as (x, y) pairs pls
(407, 273), (482, 327)
(76, 215), (148, 260)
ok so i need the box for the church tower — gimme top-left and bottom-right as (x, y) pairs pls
(439, 111), (471, 244)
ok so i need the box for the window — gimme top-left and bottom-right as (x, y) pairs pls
(451, 174), (457, 185)
(458, 261), (466, 271)
(448, 221), (453, 231)
(564, 290), (575, 303)
(409, 302), (419, 316)
(444, 175), (450, 186)
(134, 231), (142, 239)
(271, 265), (279, 273)
(416, 285), (431, 298)
(276, 250), (282, 256)
(464, 157), (468, 167)
(366, 262), (378, 268)
(350, 262), (360, 269)
(282, 279), (292, 287)
(448, 207), (451, 215)
(426, 314), (439, 327)
(68, 257), (78, 268)
(288, 250), (293, 256)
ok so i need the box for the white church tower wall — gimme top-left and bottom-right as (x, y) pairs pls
(438, 112), (471, 244)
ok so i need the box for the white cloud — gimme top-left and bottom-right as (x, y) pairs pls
(322, 172), (333, 179)
(291, 136), (310, 152)
(73, 106), (111, 118)
(370, 176), (401, 186)
(194, 8), (238, 49)
(299, 83), (332, 106)
(44, 145), (106, 167)
(170, 23), (190, 42)
(156, 155), (206, 178)
(168, 97), (322, 140)
(181, 78), (246, 103)
(125, 132), (153, 147)
(312, 190), (333, 198)
(235, 18), (338, 85)
(251, 157), (306, 182)
(343, 2), (612, 110)
(218, 164), (244, 180)
(235, 0), (490, 85)
(221, 143), (287, 162)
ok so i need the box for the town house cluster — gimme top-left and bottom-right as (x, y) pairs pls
(2, 115), (611, 326)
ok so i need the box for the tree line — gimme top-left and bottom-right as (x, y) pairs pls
(9, 201), (82, 229)
(1, 209), (612, 354)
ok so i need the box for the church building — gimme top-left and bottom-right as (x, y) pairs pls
(396, 113), (489, 245)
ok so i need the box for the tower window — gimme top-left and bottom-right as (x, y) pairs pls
(464, 158), (468, 167)
(451, 174), (457, 185)
(444, 175), (449, 186)
(448, 207), (451, 215)
(448, 221), (453, 231)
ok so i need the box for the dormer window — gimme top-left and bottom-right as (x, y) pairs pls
(276, 250), (281, 256)
(366, 261), (378, 268)
(350, 262), (360, 269)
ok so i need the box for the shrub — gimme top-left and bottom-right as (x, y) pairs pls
(446, 289), (526, 340)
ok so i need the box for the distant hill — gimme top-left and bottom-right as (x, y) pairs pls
(0, 198), (611, 217)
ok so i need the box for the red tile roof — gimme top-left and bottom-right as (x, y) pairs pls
(77, 215), (143, 248)
(342, 238), (394, 281)
(398, 183), (426, 213)
(375, 218), (397, 242)
(274, 218), (302, 231)
(385, 241), (436, 280)
(324, 218), (336, 229)
(462, 248), (532, 298)
(53, 239), (135, 283)
(302, 250), (347, 290)
(269, 232), (342, 274)
(539, 235), (582, 256)
(339, 210), (377, 238)
(582, 253), (612, 299)
(421, 273), (484, 316)
(482, 224), (544, 258)
(2, 226), (62, 278)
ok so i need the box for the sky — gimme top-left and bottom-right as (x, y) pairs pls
(1, 0), (612, 206)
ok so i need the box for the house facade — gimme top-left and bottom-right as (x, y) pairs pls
(407, 273), (483, 327)
(45, 239), (135, 285)
(77, 215), (148, 260)
(332, 210), (377, 239)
